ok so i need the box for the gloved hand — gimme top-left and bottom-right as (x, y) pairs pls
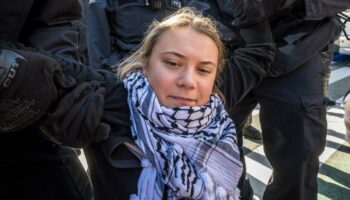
(232, 0), (297, 27)
(40, 81), (110, 148)
(0, 48), (75, 133)
(0, 40), (113, 146)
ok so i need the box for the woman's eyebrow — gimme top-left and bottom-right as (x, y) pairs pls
(160, 51), (185, 58)
(200, 61), (217, 67)
(161, 51), (216, 66)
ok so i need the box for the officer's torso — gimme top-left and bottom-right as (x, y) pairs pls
(105, 0), (239, 54)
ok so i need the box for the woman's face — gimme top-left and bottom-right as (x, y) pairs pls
(143, 26), (218, 108)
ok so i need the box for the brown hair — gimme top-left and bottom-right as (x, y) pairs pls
(117, 8), (225, 96)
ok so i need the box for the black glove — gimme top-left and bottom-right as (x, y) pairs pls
(41, 81), (110, 148)
(0, 48), (75, 133)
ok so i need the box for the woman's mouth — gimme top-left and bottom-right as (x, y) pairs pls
(170, 96), (196, 106)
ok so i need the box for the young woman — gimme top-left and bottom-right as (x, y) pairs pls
(80, 8), (275, 200)
(111, 8), (242, 200)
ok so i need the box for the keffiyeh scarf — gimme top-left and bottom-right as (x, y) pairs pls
(124, 71), (243, 200)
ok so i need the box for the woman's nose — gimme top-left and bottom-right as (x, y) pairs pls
(177, 68), (196, 89)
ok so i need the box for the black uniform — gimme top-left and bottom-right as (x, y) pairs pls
(0, 1), (92, 199)
(229, 2), (349, 200)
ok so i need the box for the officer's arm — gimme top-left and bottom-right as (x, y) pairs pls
(0, 39), (118, 145)
(301, 0), (350, 20)
(221, 21), (276, 110)
(270, 16), (344, 77)
(231, 0), (298, 27)
(22, 0), (82, 64)
(0, 48), (76, 133)
(87, 0), (113, 68)
(1, 3), (83, 134)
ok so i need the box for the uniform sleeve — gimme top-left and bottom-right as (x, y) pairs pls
(221, 21), (276, 110)
(303, 0), (350, 20)
(23, 0), (83, 64)
(271, 16), (344, 76)
(0, 0), (82, 132)
(86, 0), (113, 68)
(221, 43), (275, 110)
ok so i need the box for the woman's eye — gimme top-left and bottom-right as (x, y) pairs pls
(165, 61), (179, 67)
(198, 68), (211, 74)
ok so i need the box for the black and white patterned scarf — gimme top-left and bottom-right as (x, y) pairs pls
(124, 71), (243, 200)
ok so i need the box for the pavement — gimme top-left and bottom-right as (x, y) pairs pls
(244, 61), (350, 200)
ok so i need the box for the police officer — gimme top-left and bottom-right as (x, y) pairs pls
(229, 1), (350, 200)
(0, 0), (93, 199)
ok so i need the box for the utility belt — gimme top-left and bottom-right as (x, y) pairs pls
(115, 0), (183, 10)
(144, 0), (182, 10)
